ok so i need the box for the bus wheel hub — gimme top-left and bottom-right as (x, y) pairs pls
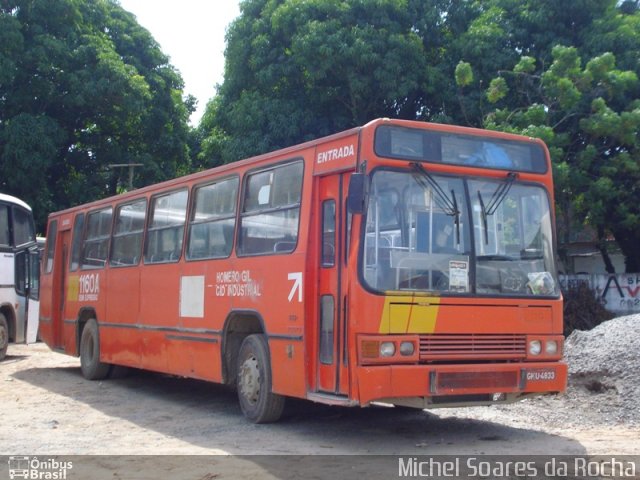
(239, 356), (260, 404)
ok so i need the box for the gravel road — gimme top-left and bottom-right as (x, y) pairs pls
(1, 323), (638, 478)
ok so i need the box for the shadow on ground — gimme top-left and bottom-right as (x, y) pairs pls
(12, 363), (586, 460)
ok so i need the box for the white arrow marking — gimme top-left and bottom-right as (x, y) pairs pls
(288, 272), (303, 302)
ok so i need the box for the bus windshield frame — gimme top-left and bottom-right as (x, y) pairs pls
(361, 167), (559, 298)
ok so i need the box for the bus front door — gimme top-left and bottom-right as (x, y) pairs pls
(50, 230), (70, 350)
(316, 174), (349, 396)
(25, 247), (40, 344)
(11, 246), (40, 344)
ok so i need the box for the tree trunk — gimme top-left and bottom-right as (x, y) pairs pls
(597, 227), (616, 274)
(612, 230), (640, 273)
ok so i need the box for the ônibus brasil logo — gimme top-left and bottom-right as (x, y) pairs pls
(8, 457), (73, 480)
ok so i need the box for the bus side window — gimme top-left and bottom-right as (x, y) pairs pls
(28, 247), (40, 300)
(69, 213), (85, 272)
(111, 199), (147, 267)
(44, 220), (58, 274)
(145, 189), (188, 264)
(238, 161), (303, 256)
(15, 250), (27, 295)
(12, 207), (35, 247)
(187, 177), (238, 260)
(81, 208), (113, 269)
(0, 204), (9, 246)
(322, 200), (336, 267)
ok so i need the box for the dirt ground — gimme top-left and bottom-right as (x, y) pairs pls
(1, 343), (639, 478)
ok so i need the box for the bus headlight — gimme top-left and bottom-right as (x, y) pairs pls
(358, 335), (419, 364)
(380, 342), (396, 357)
(545, 340), (558, 355)
(399, 341), (415, 356)
(529, 340), (542, 356)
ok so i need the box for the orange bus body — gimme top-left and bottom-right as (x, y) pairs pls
(39, 119), (567, 422)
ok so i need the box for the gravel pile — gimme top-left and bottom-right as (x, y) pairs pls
(564, 314), (640, 425)
(447, 315), (639, 431)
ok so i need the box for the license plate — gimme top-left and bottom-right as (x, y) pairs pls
(526, 368), (556, 382)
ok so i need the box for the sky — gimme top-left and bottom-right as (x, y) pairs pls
(117, 0), (241, 125)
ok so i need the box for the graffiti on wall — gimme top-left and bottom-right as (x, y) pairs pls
(560, 274), (640, 314)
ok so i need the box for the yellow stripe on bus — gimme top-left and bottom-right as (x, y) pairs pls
(67, 276), (79, 303)
(379, 295), (440, 334)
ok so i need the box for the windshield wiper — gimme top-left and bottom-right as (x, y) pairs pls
(477, 172), (518, 245)
(410, 163), (461, 244)
(451, 187), (460, 245)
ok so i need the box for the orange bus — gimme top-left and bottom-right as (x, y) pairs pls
(39, 119), (567, 422)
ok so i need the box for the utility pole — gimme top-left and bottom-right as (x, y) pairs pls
(108, 163), (144, 190)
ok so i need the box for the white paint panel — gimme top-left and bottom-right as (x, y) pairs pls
(180, 275), (205, 318)
(26, 299), (39, 344)
(0, 254), (14, 285)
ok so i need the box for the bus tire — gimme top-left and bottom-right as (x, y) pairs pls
(0, 313), (8, 361)
(80, 319), (110, 380)
(237, 334), (284, 423)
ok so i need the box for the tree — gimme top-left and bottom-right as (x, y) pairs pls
(0, 0), (193, 229)
(422, 0), (640, 272)
(200, 0), (640, 271)
(484, 48), (640, 272)
(200, 0), (426, 165)
(476, 1), (640, 272)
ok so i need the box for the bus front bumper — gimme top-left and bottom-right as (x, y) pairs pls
(355, 361), (568, 407)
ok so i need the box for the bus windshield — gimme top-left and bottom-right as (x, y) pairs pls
(363, 169), (558, 296)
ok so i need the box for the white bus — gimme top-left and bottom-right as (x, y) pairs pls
(0, 193), (40, 360)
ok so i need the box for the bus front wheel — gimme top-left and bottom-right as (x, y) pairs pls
(236, 334), (285, 423)
(80, 319), (110, 380)
(0, 313), (8, 361)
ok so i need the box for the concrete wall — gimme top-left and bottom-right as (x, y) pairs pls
(570, 254), (626, 276)
(560, 274), (640, 314)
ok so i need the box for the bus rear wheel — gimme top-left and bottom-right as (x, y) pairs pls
(80, 319), (110, 380)
(0, 313), (8, 361)
(237, 334), (284, 423)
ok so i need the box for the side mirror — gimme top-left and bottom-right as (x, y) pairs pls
(347, 173), (368, 214)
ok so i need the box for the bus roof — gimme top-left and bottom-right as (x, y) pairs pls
(0, 193), (32, 211)
(46, 118), (547, 218)
(48, 122), (365, 217)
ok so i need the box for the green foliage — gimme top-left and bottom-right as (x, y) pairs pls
(201, 0), (426, 164)
(0, 0), (192, 229)
(0, 114), (65, 217)
(514, 56), (536, 74)
(486, 77), (508, 103)
(199, 0), (640, 272)
(455, 62), (474, 87)
(485, 43), (640, 271)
